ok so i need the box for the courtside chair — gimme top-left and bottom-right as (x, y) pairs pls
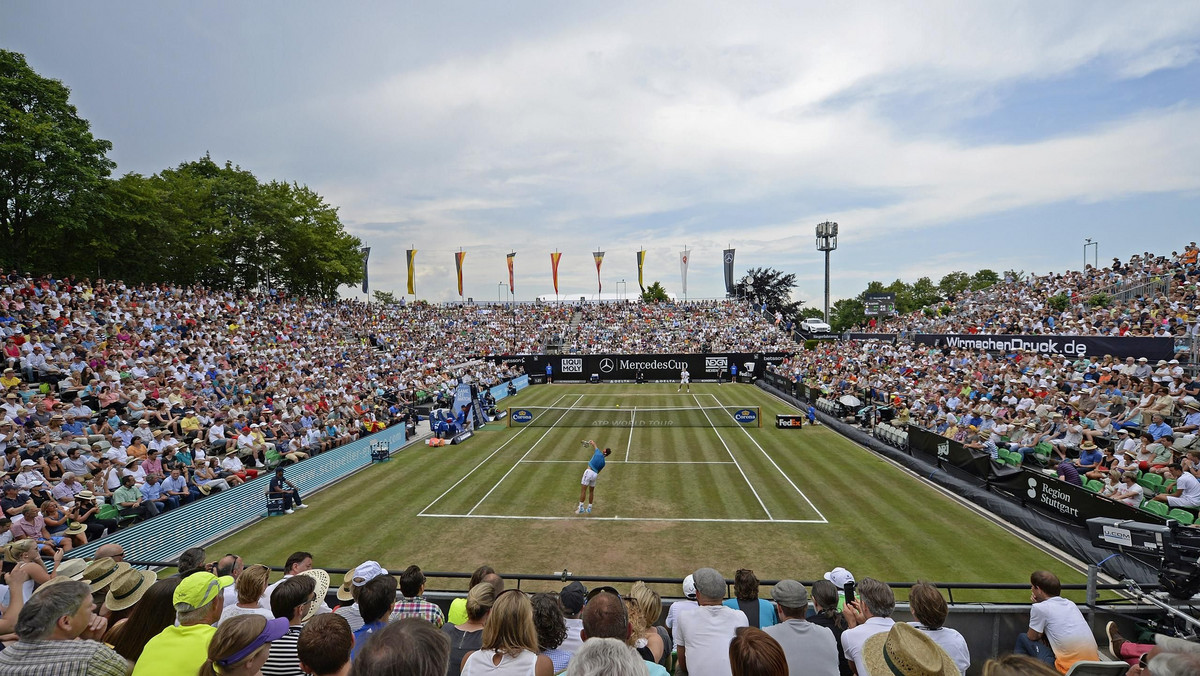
(1168, 509), (1195, 525)
(1140, 500), (1169, 517)
(1063, 660), (1129, 676)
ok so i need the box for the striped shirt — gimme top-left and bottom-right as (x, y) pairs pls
(390, 596), (445, 627)
(260, 625), (303, 676)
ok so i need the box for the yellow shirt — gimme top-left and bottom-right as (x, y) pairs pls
(0, 375), (20, 389)
(131, 623), (216, 676)
(180, 417), (200, 433)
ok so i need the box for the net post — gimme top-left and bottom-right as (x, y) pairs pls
(757, 406), (762, 428)
(506, 408), (511, 428)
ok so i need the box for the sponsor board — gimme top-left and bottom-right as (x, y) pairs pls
(1101, 525), (1133, 547)
(511, 409), (534, 424)
(561, 358), (583, 373)
(450, 430), (473, 445)
(705, 356), (728, 372)
(734, 409), (758, 424)
(913, 333), (1173, 361)
(775, 415), (804, 429)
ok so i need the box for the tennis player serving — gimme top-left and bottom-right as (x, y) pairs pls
(576, 440), (612, 514)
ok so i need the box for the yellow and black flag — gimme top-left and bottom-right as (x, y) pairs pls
(406, 249), (417, 295)
(636, 249), (646, 293)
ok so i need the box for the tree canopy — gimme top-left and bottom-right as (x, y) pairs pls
(732, 267), (802, 317)
(641, 281), (669, 302)
(0, 50), (114, 269)
(0, 50), (363, 297)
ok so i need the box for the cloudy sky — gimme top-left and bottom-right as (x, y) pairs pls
(5, 2), (1199, 304)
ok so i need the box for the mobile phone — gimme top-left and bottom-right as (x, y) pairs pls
(844, 581), (856, 606)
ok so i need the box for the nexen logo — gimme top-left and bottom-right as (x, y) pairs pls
(511, 410), (534, 423)
(734, 409), (757, 423)
(705, 357), (728, 372)
(561, 359), (583, 373)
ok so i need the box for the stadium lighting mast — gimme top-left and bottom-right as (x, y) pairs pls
(1084, 238), (1098, 268)
(815, 221), (838, 324)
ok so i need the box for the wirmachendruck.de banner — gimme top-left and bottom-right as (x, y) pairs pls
(913, 333), (1174, 361)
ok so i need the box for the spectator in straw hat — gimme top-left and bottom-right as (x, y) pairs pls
(861, 622), (958, 676)
(105, 577), (182, 663)
(263, 572), (324, 676)
(103, 566), (157, 625)
(82, 557), (131, 600)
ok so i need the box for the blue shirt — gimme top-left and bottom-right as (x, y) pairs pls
(352, 620), (387, 659)
(141, 482), (165, 501)
(1077, 449), (1103, 468)
(588, 449), (606, 473)
(161, 475), (188, 494)
(1148, 422), (1173, 440)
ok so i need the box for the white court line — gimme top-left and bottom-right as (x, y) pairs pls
(418, 393), (571, 516)
(625, 406), (636, 462)
(705, 393), (829, 523)
(693, 394), (773, 520)
(520, 460), (734, 465)
(419, 513), (826, 524)
(465, 394), (587, 515)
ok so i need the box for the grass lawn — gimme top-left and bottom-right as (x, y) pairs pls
(211, 383), (1088, 603)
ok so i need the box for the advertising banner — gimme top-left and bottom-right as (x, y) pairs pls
(406, 249), (417, 295)
(680, 249), (690, 296)
(506, 252), (515, 294)
(593, 251), (605, 293)
(912, 333), (1174, 361)
(991, 468), (1165, 526)
(550, 252), (562, 295)
(907, 426), (992, 478)
(776, 414), (804, 429)
(637, 250), (646, 293)
(723, 249), (735, 294)
(512, 353), (789, 382)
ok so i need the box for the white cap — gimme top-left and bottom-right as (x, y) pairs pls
(824, 567), (855, 588)
(352, 561), (388, 587)
(682, 574), (697, 599)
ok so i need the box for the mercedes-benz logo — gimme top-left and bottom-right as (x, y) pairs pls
(724, 252), (734, 263)
(599, 358), (615, 373)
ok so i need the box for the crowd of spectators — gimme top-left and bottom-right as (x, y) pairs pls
(2, 547), (1195, 676)
(551, 300), (801, 355)
(866, 243), (1199, 337)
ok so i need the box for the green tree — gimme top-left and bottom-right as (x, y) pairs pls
(938, 271), (971, 298)
(799, 307), (826, 320)
(732, 267), (802, 317)
(373, 290), (399, 304)
(1047, 293), (1070, 312)
(970, 268), (1000, 291)
(829, 298), (865, 333)
(641, 281), (669, 302)
(910, 276), (940, 308)
(0, 50), (115, 269)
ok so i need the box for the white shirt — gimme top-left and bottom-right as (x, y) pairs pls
(911, 623), (970, 675)
(841, 616), (895, 676)
(1174, 472), (1200, 507)
(1028, 596), (1098, 671)
(559, 617), (584, 656)
(665, 600), (698, 631)
(674, 604), (748, 676)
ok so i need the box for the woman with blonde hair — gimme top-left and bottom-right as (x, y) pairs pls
(446, 582), (497, 676)
(219, 564), (274, 625)
(461, 591), (554, 676)
(200, 614), (291, 676)
(626, 581), (670, 667)
(3, 538), (60, 600)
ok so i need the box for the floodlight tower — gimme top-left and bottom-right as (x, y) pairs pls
(816, 221), (838, 324)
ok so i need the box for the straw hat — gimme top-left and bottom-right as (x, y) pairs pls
(31, 576), (78, 597)
(105, 568), (159, 612)
(64, 522), (86, 536)
(82, 557), (132, 592)
(54, 558), (88, 580)
(298, 569), (330, 622)
(862, 622), (958, 676)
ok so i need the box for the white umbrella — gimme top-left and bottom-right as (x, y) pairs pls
(838, 395), (862, 407)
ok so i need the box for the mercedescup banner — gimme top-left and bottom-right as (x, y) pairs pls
(991, 468), (1165, 526)
(510, 353), (790, 382)
(913, 333), (1175, 361)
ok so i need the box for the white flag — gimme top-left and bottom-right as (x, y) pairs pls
(680, 249), (690, 296)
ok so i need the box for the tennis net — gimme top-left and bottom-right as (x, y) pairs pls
(506, 405), (761, 428)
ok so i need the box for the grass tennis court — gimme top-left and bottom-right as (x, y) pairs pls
(211, 383), (1089, 601)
